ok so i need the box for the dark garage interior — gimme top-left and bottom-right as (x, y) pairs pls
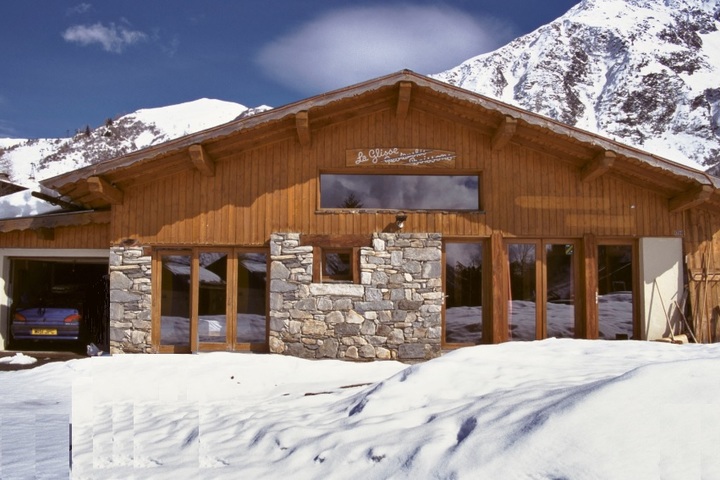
(8, 258), (108, 353)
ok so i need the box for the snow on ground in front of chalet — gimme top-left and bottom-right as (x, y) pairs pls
(2, 339), (720, 479)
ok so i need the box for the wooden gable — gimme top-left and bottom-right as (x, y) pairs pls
(36, 70), (720, 248)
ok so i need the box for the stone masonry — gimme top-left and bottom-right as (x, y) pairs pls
(108, 245), (152, 353)
(268, 232), (443, 361)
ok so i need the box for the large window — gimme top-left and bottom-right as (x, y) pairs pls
(155, 248), (268, 352)
(320, 174), (480, 210)
(507, 240), (577, 341)
(159, 253), (192, 348)
(597, 244), (634, 340)
(444, 242), (484, 345)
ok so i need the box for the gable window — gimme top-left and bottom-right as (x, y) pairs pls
(320, 174), (481, 210)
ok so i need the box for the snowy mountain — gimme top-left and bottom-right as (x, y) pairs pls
(432, 0), (720, 172)
(0, 99), (270, 187)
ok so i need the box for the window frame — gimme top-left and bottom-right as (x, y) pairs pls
(442, 238), (489, 349)
(313, 246), (360, 284)
(504, 238), (580, 341)
(152, 247), (269, 353)
(317, 169), (483, 213)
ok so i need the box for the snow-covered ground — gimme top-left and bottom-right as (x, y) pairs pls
(1, 338), (719, 479)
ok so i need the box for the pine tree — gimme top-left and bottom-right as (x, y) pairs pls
(340, 192), (363, 208)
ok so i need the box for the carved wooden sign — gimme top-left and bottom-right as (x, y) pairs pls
(346, 148), (456, 168)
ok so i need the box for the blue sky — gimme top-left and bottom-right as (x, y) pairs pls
(0, 1), (579, 139)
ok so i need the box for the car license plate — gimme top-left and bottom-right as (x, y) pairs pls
(31, 328), (57, 336)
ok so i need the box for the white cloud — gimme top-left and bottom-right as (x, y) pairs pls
(256, 5), (515, 94)
(62, 22), (147, 53)
(67, 3), (92, 16)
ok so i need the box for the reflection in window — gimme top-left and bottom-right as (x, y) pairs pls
(320, 174), (480, 210)
(322, 249), (353, 282)
(160, 255), (191, 346)
(508, 244), (536, 341)
(198, 253), (228, 343)
(237, 253), (267, 344)
(546, 244), (575, 339)
(598, 245), (634, 339)
(445, 242), (483, 344)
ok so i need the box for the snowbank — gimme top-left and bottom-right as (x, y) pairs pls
(1, 339), (718, 478)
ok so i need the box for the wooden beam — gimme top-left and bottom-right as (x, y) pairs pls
(301, 234), (372, 248)
(396, 81), (412, 120)
(30, 191), (84, 211)
(669, 184), (713, 213)
(580, 151), (616, 183)
(87, 176), (124, 205)
(491, 116), (517, 151)
(295, 111), (311, 147)
(188, 144), (215, 177)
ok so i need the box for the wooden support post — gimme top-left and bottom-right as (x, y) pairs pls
(87, 176), (124, 205)
(30, 191), (84, 211)
(582, 233), (598, 339)
(580, 151), (615, 183)
(396, 81), (412, 120)
(669, 184), (713, 213)
(188, 144), (215, 177)
(491, 116), (517, 151)
(486, 231), (508, 343)
(295, 111), (311, 147)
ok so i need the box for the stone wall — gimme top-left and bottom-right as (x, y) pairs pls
(268, 232), (443, 361)
(108, 245), (152, 353)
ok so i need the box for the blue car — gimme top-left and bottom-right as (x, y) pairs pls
(11, 285), (84, 341)
(12, 307), (82, 341)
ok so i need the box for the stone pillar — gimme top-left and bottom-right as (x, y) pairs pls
(108, 245), (152, 353)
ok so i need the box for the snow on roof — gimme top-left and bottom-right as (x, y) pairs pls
(0, 189), (64, 220)
(163, 261), (224, 285)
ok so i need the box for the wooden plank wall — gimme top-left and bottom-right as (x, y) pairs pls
(683, 208), (720, 342)
(112, 107), (685, 246)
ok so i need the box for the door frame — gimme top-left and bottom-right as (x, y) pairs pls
(441, 238), (488, 348)
(595, 238), (640, 340)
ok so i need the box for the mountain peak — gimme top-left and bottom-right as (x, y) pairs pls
(0, 99), (270, 187)
(432, 0), (720, 171)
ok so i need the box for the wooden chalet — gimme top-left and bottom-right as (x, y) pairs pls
(1, 70), (719, 359)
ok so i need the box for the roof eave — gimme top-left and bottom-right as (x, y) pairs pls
(41, 69), (719, 195)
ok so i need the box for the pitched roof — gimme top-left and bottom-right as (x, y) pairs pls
(41, 70), (720, 212)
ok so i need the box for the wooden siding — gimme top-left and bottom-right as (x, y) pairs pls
(0, 223), (109, 249)
(111, 107), (686, 246)
(683, 208), (720, 342)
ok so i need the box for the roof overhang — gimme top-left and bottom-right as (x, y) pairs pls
(0, 210), (110, 235)
(40, 70), (720, 213)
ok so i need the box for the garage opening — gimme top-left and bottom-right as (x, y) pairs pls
(8, 258), (108, 353)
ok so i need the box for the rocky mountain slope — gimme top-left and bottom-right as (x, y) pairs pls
(0, 99), (269, 187)
(432, 0), (720, 172)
